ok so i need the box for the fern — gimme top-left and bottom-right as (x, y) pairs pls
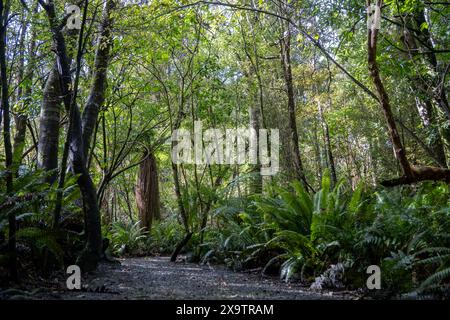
(418, 267), (450, 292)
(111, 221), (148, 255)
(16, 227), (64, 266)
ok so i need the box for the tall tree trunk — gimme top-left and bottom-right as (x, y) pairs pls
(366, 0), (450, 186)
(81, 0), (114, 162)
(136, 151), (161, 232)
(280, 27), (308, 189)
(368, 0), (413, 179)
(13, 6), (37, 172)
(37, 67), (62, 182)
(12, 14), (27, 167)
(171, 162), (187, 229)
(40, 0), (102, 271)
(70, 105), (103, 270)
(318, 101), (337, 185)
(400, 15), (447, 167)
(413, 9), (450, 120)
(170, 161), (192, 262)
(170, 110), (190, 261)
(249, 102), (262, 194)
(1, 0), (16, 281)
(413, 9), (450, 166)
(171, 110), (189, 232)
(38, 7), (78, 183)
(312, 119), (323, 182)
(240, 15), (264, 194)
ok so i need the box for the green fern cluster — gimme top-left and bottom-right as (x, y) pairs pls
(149, 213), (185, 254)
(202, 172), (450, 295)
(109, 221), (148, 256)
(0, 169), (83, 274)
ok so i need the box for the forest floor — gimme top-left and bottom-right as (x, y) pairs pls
(3, 256), (359, 300)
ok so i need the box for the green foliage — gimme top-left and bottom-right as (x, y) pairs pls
(150, 214), (185, 253)
(200, 196), (270, 270)
(1, 0), (449, 299)
(109, 221), (148, 256)
(0, 169), (82, 273)
(202, 175), (450, 295)
(16, 227), (64, 267)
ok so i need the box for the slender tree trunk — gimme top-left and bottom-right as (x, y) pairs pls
(171, 111), (189, 232)
(367, 0), (450, 186)
(81, 0), (114, 162)
(172, 162), (187, 229)
(170, 160), (192, 262)
(312, 119), (323, 182)
(13, 115), (27, 165)
(13, 6), (37, 172)
(70, 106), (103, 270)
(136, 151), (161, 232)
(1, 0), (16, 281)
(413, 9), (450, 120)
(170, 108), (190, 261)
(400, 15), (447, 167)
(368, 0), (413, 179)
(413, 9), (450, 167)
(40, 0), (102, 270)
(12, 15), (27, 168)
(280, 27), (308, 188)
(318, 101), (337, 185)
(37, 6), (78, 183)
(239, 15), (264, 194)
(249, 102), (262, 193)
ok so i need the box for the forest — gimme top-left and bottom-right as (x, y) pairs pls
(0, 0), (449, 300)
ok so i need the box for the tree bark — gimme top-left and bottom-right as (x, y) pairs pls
(368, 0), (413, 179)
(38, 5), (79, 183)
(39, 0), (102, 271)
(318, 101), (337, 185)
(171, 112), (189, 231)
(412, 9), (450, 166)
(400, 14), (447, 167)
(70, 106), (103, 270)
(413, 9), (450, 120)
(239, 14), (264, 194)
(13, 6), (37, 172)
(249, 102), (263, 193)
(1, 0), (16, 281)
(136, 151), (161, 232)
(170, 108), (190, 261)
(81, 0), (114, 162)
(37, 67), (62, 182)
(280, 27), (309, 189)
(367, 0), (450, 186)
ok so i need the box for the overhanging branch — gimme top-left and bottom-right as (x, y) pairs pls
(158, 0), (380, 102)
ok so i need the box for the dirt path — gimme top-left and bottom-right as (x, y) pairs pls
(28, 256), (356, 300)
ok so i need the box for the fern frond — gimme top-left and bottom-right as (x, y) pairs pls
(418, 267), (450, 292)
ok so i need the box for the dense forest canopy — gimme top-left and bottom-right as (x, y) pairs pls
(0, 0), (449, 298)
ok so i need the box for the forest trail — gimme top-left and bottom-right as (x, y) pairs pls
(36, 257), (355, 300)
